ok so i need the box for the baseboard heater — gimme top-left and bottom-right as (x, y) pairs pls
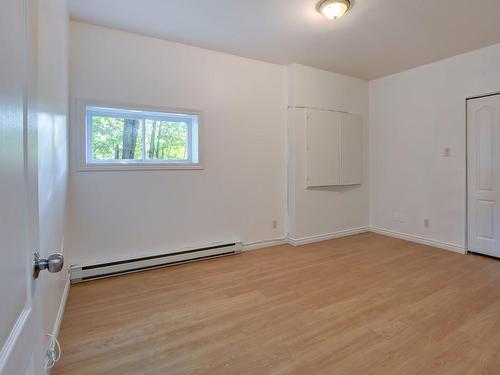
(70, 242), (242, 283)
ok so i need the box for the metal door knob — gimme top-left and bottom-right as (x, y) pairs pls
(33, 252), (64, 279)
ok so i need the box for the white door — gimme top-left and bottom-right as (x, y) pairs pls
(0, 0), (44, 373)
(306, 109), (341, 187)
(467, 94), (500, 258)
(340, 113), (363, 185)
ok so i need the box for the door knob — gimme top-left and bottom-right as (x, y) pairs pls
(33, 252), (64, 279)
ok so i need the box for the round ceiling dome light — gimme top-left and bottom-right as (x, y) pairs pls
(317, 0), (351, 20)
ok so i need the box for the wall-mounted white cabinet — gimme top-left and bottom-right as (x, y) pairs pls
(306, 109), (362, 187)
(339, 112), (363, 185)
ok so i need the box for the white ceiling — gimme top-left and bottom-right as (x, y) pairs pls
(69, 0), (500, 80)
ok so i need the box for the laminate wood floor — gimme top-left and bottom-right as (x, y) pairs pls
(54, 233), (500, 374)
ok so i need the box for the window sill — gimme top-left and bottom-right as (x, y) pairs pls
(77, 163), (204, 172)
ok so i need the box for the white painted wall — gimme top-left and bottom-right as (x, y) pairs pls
(369, 42), (500, 250)
(288, 64), (370, 241)
(67, 20), (500, 266)
(36, 0), (69, 360)
(67, 22), (287, 265)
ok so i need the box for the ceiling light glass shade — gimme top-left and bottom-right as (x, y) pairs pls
(318, 0), (351, 20)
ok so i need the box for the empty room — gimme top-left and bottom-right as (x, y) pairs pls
(2, 0), (500, 374)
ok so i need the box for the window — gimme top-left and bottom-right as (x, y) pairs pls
(79, 103), (201, 170)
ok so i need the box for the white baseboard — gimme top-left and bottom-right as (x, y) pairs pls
(369, 226), (466, 254)
(287, 227), (370, 246)
(242, 227), (467, 255)
(242, 239), (288, 252)
(46, 271), (70, 374)
(52, 272), (71, 339)
(241, 227), (370, 251)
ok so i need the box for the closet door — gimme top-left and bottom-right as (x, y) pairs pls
(340, 113), (363, 185)
(306, 109), (341, 187)
(467, 95), (500, 258)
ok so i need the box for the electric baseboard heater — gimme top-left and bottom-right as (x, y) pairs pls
(70, 242), (242, 283)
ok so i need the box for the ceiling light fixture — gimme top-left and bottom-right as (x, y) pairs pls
(317, 0), (351, 20)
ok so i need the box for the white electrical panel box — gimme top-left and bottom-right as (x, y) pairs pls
(306, 109), (362, 187)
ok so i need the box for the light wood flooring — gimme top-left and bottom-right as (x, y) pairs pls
(54, 233), (500, 374)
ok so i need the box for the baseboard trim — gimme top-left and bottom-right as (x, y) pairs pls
(52, 272), (71, 339)
(241, 227), (371, 251)
(242, 239), (288, 252)
(46, 271), (70, 373)
(287, 227), (370, 246)
(369, 227), (466, 254)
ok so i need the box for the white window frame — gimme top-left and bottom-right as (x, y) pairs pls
(75, 99), (203, 171)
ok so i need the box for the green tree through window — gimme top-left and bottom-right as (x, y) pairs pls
(87, 106), (198, 165)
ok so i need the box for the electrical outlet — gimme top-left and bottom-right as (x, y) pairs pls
(424, 218), (430, 228)
(272, 220), (278, 229)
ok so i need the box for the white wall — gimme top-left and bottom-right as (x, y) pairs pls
(370, 43), (500, 250)
(67, 22), (287, 265)
(36, 0), (69, 359)
(67, 21), (500, 266)
(288, 64), (370, 241)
